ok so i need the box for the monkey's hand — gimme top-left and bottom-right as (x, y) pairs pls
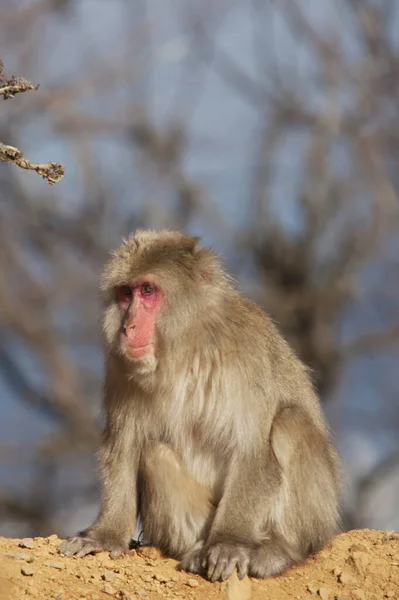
(180, 540), (251, 582)
(58, 532), (128, 559)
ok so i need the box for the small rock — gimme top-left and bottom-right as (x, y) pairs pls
(141, 575), (153, 583)
(143, 566), (153, 572)
(338, 571), (353, 585)
(102, 571), (116, 582)
(102, 583), (115, 596)
(350, 551), (369, 573)
(47, 534), (60, 544)
(221, 571), (252, 600)
(44, 560), (65, 570)
(318, 588), (330, 600)
(187, 579), (199, 588)
(19, 538), (35, 549)
(385, 591), (395, 598)
(381, 530), (395, 543)
(21, 566), (35, 576)
(307, 585), (319, 595)
(10, 552), (34, 562)
(27, 586), (39, 596)
(332, 567), (341, 577)
(154, 574), (170, 583)
(138, 547), (160, 561)
(170, 575), (179, 582)
(135, 591), (148, 598)
(349, 544), (369, 553)
(97, 556), (114, 569)
(352, 590), (365, 600)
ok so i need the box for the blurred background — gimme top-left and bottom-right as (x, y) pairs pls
(1, 0), (399, 539)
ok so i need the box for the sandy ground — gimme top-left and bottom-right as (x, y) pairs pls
(0, 529), (398, 600)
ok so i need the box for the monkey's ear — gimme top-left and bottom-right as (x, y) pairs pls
(193, 245), (223, 285)
(192, 237), (202, 254)
(181, 235), (202, 255)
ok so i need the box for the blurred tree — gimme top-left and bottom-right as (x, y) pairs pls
(0, 0), (399, 536)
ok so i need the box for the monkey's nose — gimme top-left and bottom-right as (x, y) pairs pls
(124, 323), (137, 342)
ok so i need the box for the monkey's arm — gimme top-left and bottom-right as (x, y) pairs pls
(58, 415), (139, 558)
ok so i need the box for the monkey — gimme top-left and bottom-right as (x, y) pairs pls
(58, 229), (340, 582)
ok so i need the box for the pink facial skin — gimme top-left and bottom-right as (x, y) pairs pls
(117, 279), (163, 359)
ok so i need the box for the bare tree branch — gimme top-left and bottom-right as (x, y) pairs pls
(0, 77), (39, 99)
(0, 142), (65, 184)
(0, 59), (64, 183)
(0, 57), (39, 98)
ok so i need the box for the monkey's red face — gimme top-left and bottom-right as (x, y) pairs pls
(116, 278), (163, 359)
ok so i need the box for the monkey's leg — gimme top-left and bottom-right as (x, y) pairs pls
(247, 405), (340, 578)
(197, 406), (339, 582)
(139, 443), (215, 565)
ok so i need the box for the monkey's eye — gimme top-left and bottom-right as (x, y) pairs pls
(141, 282), (156, 296)
(117, 286), (133, 303)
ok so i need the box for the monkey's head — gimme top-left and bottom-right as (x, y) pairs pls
(100, 229), (228, 366)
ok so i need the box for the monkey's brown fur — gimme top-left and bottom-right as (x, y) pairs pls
(59, 229), (340, 581)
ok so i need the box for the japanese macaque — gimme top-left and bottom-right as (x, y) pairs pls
(58, 229), (340, 581)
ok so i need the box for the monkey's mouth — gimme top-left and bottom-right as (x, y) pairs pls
(121, 333), (154, 358)
(128, 344), (153, 358)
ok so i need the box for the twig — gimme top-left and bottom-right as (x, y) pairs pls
(0, 60), (39, 99)
(0, 77), (39, 99)
(0, 142), (65, 185)
(0, 59), (64, 183)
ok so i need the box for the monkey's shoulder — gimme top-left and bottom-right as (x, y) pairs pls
(220, 293), (293, 355)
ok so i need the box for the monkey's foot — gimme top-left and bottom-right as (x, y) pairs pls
(180, 541), (251, 582)
(58, 535), (128, 559)
(178, 542), (204, 574)
(202, 542), (251, 582)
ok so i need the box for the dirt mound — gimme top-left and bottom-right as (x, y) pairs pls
(0, 529), (398, 600)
